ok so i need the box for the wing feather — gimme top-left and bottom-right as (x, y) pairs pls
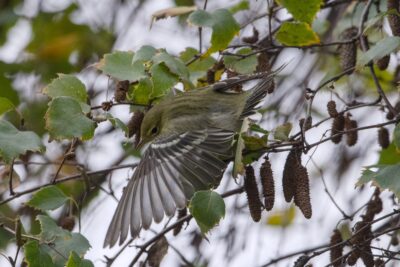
(104, 128), (234, 247)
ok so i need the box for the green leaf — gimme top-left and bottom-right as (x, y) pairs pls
(395, 124), (400, 149)
(357, 164), (400, 198)
(152, 50), (191, 82)
(0, 120), (44, 163)
(129, 77), (154, 105)
(180, 47), (216, 85)
(132, 45), (157, 63)
(249, 123), (269, 135)
(274, 122), (292, 141)
(95, 51), (147, 82)
(0, 97), (15, 116)
(357, 37), (400, 68)
(242, 134), (267, 151)
(0, 74), (19, 105)
(276, 22), (320, 46)
(188, 9), (240, 54)
(277, 0), (322, 24)
(228, 1), (250, 14)
(27, 186), (69, 211)
(45, 97), (96, 140)
(37, 215), (91, 267)
(24, 240), (55, 267)
(106, 114), (129, 136)
(223, 48), (258, 74)
(150, 63), (179, 98)
(378, 143), (400, 165)
(189, 190), (225, 234)
(66, 251), (94, 267)
(42, 74), (87, 103)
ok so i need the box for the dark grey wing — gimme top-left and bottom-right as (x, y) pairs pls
(104, 128), (234, 247)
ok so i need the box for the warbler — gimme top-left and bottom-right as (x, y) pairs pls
(104, 70), (277, 247)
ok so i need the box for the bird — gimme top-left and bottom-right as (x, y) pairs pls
(104, 70), (277, 247)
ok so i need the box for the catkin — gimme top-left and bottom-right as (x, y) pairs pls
(331, 114), (345, 144)
(245, 165), (262, 222)
(282, 149), (300, 202)
(128, 111), (145, 147)
(378, 127), (390, 149)
(294, 164), (312, 219)
(330, 229), (344, 267)
(260, 157), (275, 211)
(339, 27), (358, 73)
(345, 116), (358, 147)
(376, 55), (390, 70)
(114, 80), (129, 102)
(374, 259), (385, 267)
(173, 208), (187, 236)
(327, 100), (338, 118)
(388, 0), (400, 36)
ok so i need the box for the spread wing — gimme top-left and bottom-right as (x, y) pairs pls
(104, 128), (234, 247)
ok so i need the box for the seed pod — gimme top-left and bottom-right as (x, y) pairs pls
(331, 114), (345, 144)
(114, 80), (129, 102)
(294, 164), (312, 219)
(378, 127), (390, 149)
(330, 229), (344, 267)
(327, 100), (338, 118)
(299, 117), (312, 131)
(374, 259), (385, 267)
(260, 157), (275, 211)
(147, 236), (169, 267)
(60, 216), (75, 231)
(388, 0), (400, 36)
(360, 246), (374, 267)
(245, 165), (262, 222)
(173, 208), (187, 236)
(282, 149), (300, 202)
(338, 27), (358, 73)
(256, 52), (272, 76)
(242, 27), (259, 44)
(347, 249), (360, 266)
(345, 116), (358, 147)
(207, 69), (215, 84)
(376, 55), (390, 70)
(128, 111), (144, 140)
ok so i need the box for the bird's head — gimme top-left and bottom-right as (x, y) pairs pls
(137, 106), (163, 149)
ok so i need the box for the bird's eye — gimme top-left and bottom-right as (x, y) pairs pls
(151, 127), (158, 135)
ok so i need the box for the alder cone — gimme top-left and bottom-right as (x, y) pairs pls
(244, 165), (262, 222)
(299, 117), (312, 131)
(360, 246), (374, 267)
(60, 216), (75, 231)
(327, 100), (338, 118)
(376, 55), (390, 70)
(114, 80), (129, 102)
(128, 111), (144, 138)
(294, 164), (312, 219)
(173, 208), (187, 236)
(345, 117), (358, 147)
(282, 149), (300, 202)
(374, 259), (385, 267)
(388, 0), (400, 36)
(330, 229), (344, 267)
(339, 27), (358, 73)
(331, 114), (345, 144)
(378, 127), (390, 149)
(347, 249), (360, 266)
(260, 157), (275, 211)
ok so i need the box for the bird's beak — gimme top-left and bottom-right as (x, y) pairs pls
(135, 138), (145, 150)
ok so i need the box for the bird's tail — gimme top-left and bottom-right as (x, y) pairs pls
(240, 65), (284, 118)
